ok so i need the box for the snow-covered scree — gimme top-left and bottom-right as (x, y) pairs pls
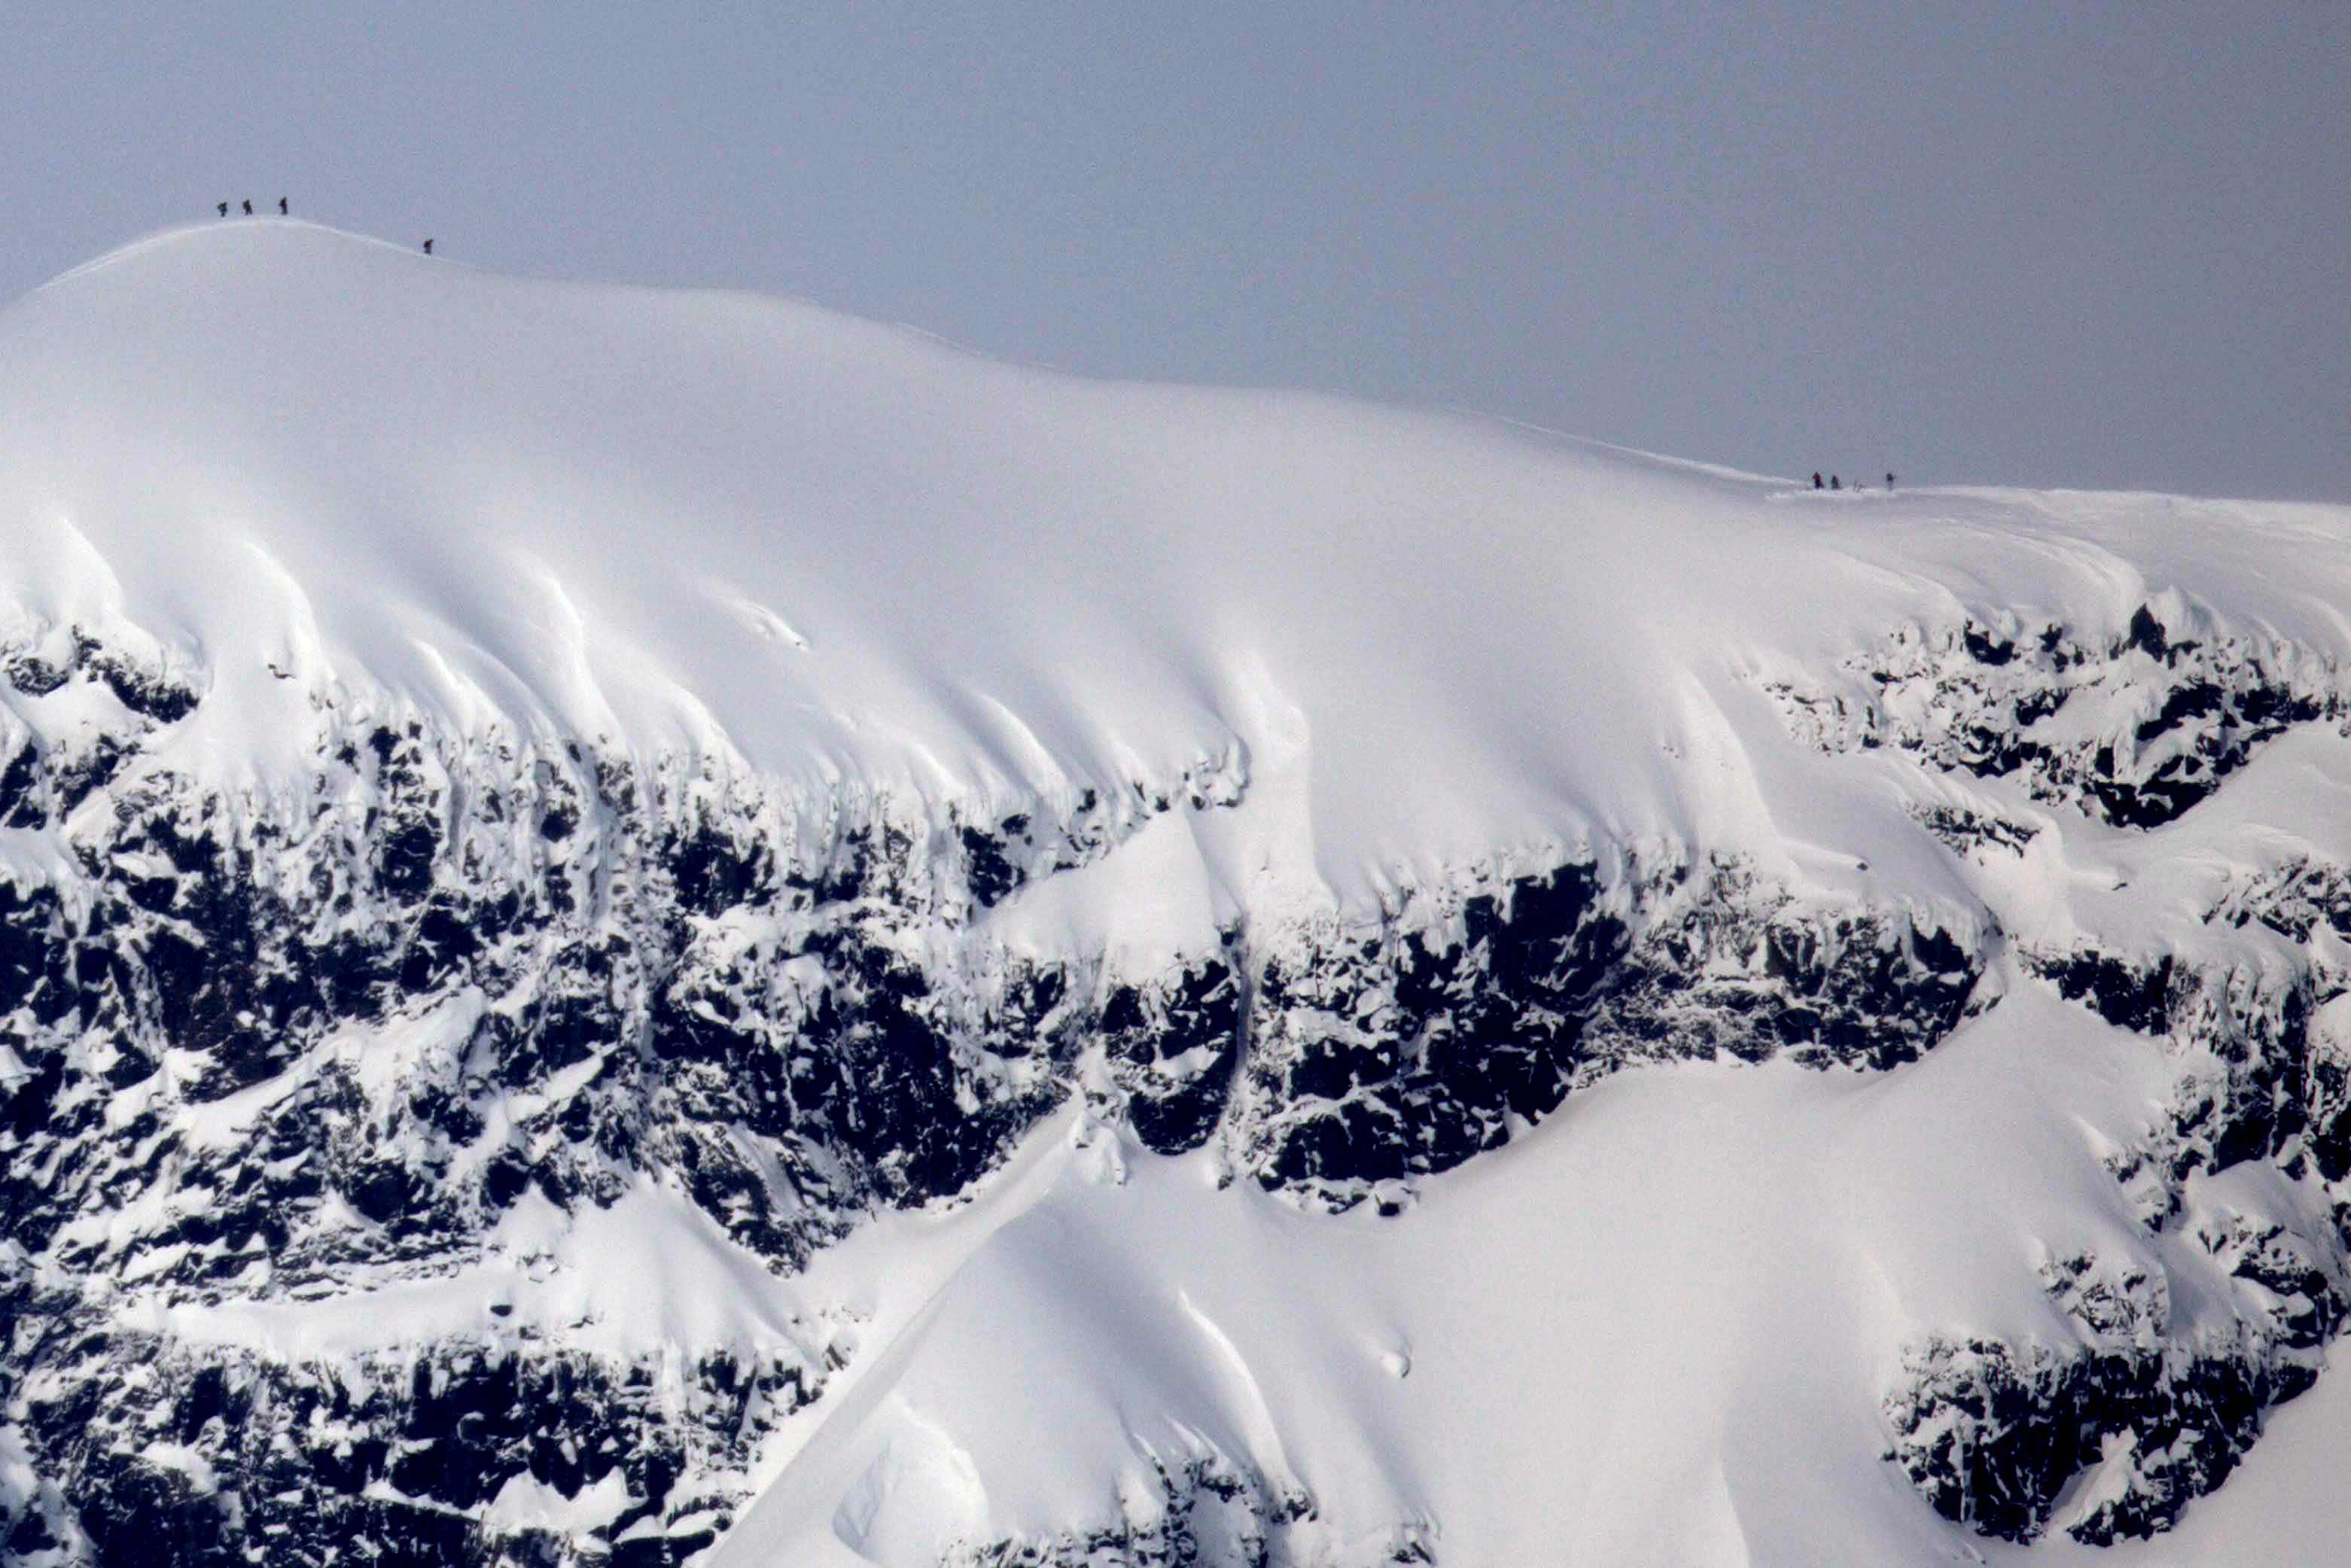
(2, 224), (2349, 1566)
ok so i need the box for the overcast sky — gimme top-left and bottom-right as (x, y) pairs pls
(4, 2), (2345, 501)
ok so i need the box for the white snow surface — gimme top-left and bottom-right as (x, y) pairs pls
(6, 223), (2351, 1564)
(9, 222), (2344, 919)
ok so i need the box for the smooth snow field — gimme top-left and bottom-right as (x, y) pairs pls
(4, 223), (2349, 1567)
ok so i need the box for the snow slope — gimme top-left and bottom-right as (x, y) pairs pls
(13, 222), (2346, 912)
(2, 222), (2349, 1566)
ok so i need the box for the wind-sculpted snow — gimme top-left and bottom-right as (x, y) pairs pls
(6, 224), (2351, 1566)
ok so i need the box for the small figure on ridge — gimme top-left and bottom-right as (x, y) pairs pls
(279, 197), (288, 215)
(422, 238), (434, 256)
(216, 202), (228, 218)
(1830, 474), (1841, 490)
(1886, 472), (1896, 490)
(1813, 471), (1823, 489)
(241, 199), (252, 215)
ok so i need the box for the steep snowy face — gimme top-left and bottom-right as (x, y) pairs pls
(2, 222), (2349, 1567)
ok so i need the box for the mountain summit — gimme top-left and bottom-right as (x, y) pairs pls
(2, 224), (2349, 1566)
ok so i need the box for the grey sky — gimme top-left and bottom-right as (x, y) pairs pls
(5, 2), (2346, 501)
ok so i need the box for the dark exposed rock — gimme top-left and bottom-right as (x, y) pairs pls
(1219, 859), (1984, 1205)
(2026, 948), (2179, 1037)
(922, 1447), (1334, 1568)
(1887, 1230), (2335, 1546)
(1912, 802), (2039, 857)
(1770, 606), (2341, 829)
(961, 818), (1025, 909)
(1101, 946), (1244, 1155)
(6, 1334), (813, 1568)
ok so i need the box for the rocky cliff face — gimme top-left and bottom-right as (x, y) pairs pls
(1777, 603), (2351, 1548)
(5, 589), (2350, 1565)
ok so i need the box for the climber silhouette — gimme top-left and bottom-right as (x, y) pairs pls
(422, 239), (434, 256)
(279, 197), (288, 216)
(241, 199), (252, 215)
(216, 202), (228, 218)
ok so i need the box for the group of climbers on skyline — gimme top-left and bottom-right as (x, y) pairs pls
(214, 199), (432, 255)
(1813, 471), (1896, 492)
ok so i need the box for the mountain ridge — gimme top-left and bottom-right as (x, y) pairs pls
(2, 225), (2349, 1566)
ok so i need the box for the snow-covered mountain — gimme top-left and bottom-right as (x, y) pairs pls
(3, 221), (2349, 1567)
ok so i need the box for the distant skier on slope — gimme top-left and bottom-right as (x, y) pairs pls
(1887, 472), (1896, 490)
(242, 199), (252, 215)
(216, 202), (228, 218)
(279, 197), (288, 215)
(422, 238), (434, 255)
(1813, 472), (1823, 489)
